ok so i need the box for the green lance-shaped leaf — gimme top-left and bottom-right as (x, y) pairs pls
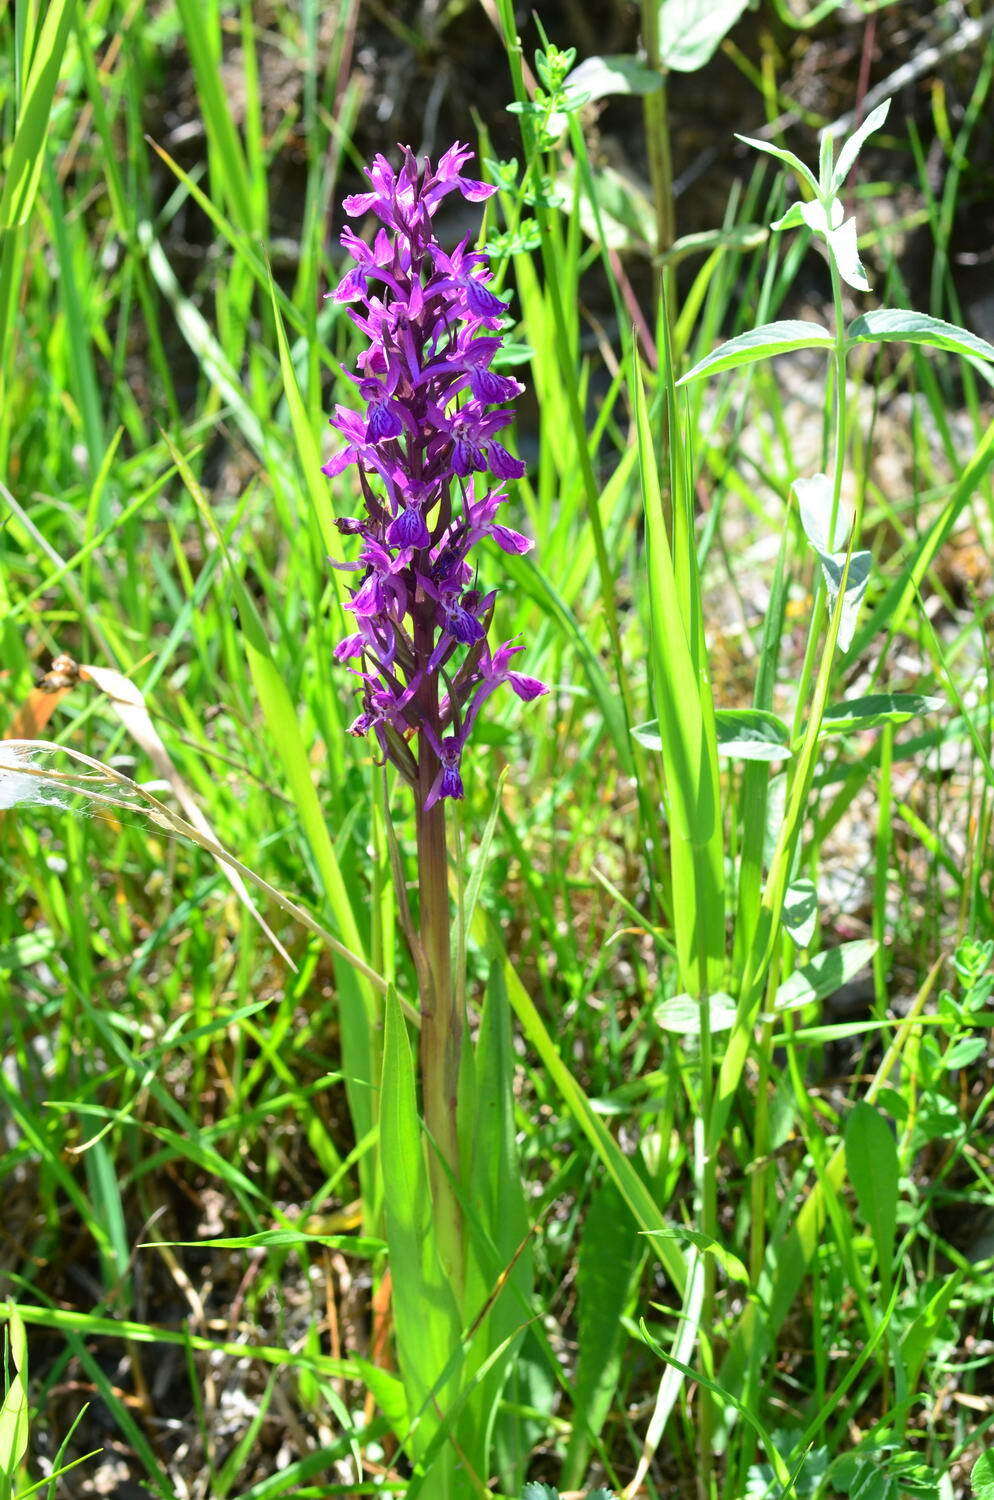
(634, 351), (724, 993)
(0, 0), (72, 229)
(772, 939), (877, 1013)
(0, 1308), (29, 1486)
(847, 310), (994, 377)
(735, 135), (820, 198)
(844, 1101), (899, 1300)
(379, 989), (462, 1460)
(677, 321), (834, 385)
(821, 693), (945, 734)
(831, 98), (891, 193)
(561, 1183), (639, 1489)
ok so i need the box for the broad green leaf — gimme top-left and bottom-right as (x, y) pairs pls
(971, 1451), (994, 1500)
(825, 214), (870, 292)
(658, 0), (750, 72)
(821, 693), (944, 733)
(847, 310), (994, 371)
(818, 549), (872, 652)
(638, 710), (791, 760)
(773, 940), (877, 1013)
(844, 1102), (898, 1293)
(734, 135), (820, 197)
(644, 1226), (749, 1284)
(564, 54), (662, 103)
(561, 1183), (637, 1489)
(794, 472), (853, 555)
(654, 991), (737, 1035)
(715, 709), (791, 761)
(677, 321), (833, 385)
(631, 718), (663, 751)
(783, 879), (817, 947)
(832, 98), (892, 191)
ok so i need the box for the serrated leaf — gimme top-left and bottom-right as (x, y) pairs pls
(521, 1484), (559, 1500)
(845, 1102), (898, 1290)
(654, 991), (737, 1035)
(773, 940), (877, 1013)
(832, 98), (892, 191)
(783, 879), (817, 947)
(714, 709), (791, 761)
(564, 54), (662, 102)
(677, 320), (833, 385)
(643, 1227), (748, 1284)
(847, 309), (994, 372)
(821, 693), (944, 733)
(659, 0), (750, 70)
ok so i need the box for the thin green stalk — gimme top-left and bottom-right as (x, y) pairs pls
(415, 646), (464, 1306)
(789, 258), (850, 740)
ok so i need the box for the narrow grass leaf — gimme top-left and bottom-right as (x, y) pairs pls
(561, 1182), (638, 1488)
(0, 0), (72, 228)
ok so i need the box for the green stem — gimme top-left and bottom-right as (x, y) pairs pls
(790, 258), (849, 740)
(696, 918), (717, 1500)
(415, 641), (464, 1306)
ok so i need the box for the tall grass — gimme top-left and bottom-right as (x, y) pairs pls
(1, 3), (994, 1498)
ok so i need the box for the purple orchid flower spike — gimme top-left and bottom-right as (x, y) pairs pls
(324, 143), (547, 808)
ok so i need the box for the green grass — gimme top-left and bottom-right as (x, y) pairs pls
(2, 3), (994, 1498)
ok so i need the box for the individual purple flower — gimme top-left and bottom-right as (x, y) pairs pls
(323, 144), (547, 807)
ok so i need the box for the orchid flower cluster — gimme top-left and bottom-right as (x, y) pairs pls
(324, 144), (546, 809)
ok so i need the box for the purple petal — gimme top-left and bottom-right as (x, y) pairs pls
(465, 278), (507, 320)
(469, 366), (524, 403)
(342, 191), (380, 217)
(509, 672), (548, 701)
(367, 402), (404, 442)
(334, 267), (367, 303)
(387, 507), (431, 548)
(490, 523), (533, 554)
(446, 605), (485, 644)
(486, 441), (526, 479)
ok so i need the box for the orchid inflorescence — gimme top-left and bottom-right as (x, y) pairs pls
(324, 143), (546, 809)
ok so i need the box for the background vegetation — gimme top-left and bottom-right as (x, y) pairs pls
(1, 1), (993, 1497)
